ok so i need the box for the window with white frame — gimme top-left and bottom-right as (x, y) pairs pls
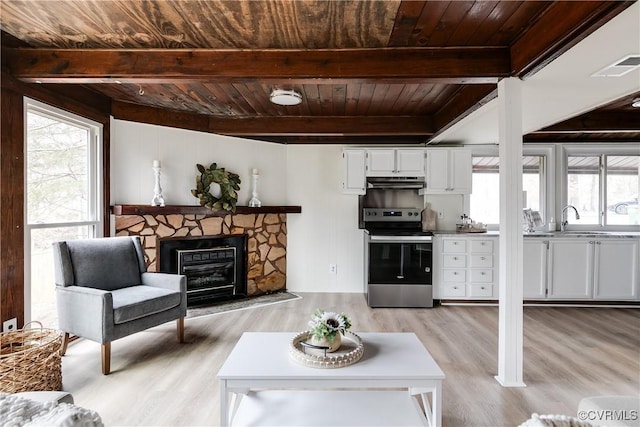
(25, 98), (103, 326)
(566, 150), (639, 227)
(470, 153), (546, 226)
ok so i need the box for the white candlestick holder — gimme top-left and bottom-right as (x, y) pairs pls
(248, 172), (261, 207)
(151, 166), (166, 207)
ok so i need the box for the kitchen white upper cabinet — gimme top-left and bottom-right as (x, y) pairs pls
(366, 148), (425, 177)
(396, 149), (425, 175)
(593, 239), (638, 300)
(424, 148), (471, 194)
(523, 239), (547, 299)
(341, 149), (366, 195)
(548, 239), (593, 299)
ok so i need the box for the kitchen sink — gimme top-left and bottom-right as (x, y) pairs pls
(524, 231), (614, 237)
(558, 231), (609, 235)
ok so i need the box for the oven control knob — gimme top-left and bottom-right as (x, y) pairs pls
(425, 267), (431, 273)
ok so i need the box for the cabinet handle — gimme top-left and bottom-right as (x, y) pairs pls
(453, 286), (458, 290)
(481, 286), (485, 290)
(453, 257), (458, 260)
(453, 242), (458, 245)
(481, 257), (486, 260)
(596, 241), (601, 245)
(481, 272), (485, 275)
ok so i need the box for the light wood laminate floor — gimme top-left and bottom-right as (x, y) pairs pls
(61, 293), (639, 426)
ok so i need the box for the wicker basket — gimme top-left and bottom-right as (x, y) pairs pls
(0, 321), (64, 393)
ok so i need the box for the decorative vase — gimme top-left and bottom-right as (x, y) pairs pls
(151, 160), (165, 207)
(310, 333), (341, 353)
(248, 168), (261, 207)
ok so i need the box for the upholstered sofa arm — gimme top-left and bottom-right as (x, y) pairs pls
(56, 286), (113, 343)
(141, 272), (187, 293)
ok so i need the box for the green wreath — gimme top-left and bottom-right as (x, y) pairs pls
(191, 163), (241, 212)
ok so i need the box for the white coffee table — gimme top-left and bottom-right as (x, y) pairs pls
(217, 332), (445, 427)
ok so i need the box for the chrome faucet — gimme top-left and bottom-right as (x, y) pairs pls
(561, 205), (580, 231)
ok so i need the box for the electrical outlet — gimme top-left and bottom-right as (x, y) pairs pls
(437, 210), (444, 219)
(329, 264), (337, 274)
(3, 318), (17, 333)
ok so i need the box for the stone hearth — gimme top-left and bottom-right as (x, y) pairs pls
(114, 212), (287, 296)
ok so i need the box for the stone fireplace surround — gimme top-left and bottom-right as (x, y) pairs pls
(112, 205), (301, 297)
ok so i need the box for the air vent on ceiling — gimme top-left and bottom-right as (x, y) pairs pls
(592, 54), (640, 77)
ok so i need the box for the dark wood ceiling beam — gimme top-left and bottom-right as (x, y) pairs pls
(4, 47), (510, 84)
(209, 116), (434, 136)
(432, 84), (497, 133)
(511, 1), (635, 78)
(524, 133), (640, 143)
(112, 101), (434, 137)
(112, 101), (209, 133)
(532, 112), (640, 133)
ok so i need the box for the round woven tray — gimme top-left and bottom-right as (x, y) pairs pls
(289, 330), (364, 369)
(0, 321), (64, 393)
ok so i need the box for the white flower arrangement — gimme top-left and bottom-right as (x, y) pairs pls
(307, 309), (352, 343)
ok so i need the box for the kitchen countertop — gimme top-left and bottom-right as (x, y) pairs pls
(432, 230), (640, 238)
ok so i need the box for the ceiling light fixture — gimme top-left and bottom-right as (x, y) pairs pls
(270, 89), (302, 106)
(632, 98), (640, 108)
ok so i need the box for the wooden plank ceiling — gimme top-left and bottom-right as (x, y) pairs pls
(1, 0), (637, 144)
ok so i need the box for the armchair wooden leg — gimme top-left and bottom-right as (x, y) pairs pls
(177, 317), (185, 343)
(61, 333), (70, 356)
(101, 342), (111, 375)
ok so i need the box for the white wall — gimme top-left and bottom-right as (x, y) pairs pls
(110, 119), (286, 205)
(285, 145), (364, 293)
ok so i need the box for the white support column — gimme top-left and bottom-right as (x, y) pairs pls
(495, 77), (526, 387)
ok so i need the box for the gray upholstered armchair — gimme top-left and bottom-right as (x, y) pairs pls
(53, 236), (187, 375)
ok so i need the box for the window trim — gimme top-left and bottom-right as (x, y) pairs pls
(562, 143), (640, 231)
(469, 144), (554, 230)
(23, 97), (104, 323)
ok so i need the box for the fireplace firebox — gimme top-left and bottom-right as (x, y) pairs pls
(158, 235), (247, 307)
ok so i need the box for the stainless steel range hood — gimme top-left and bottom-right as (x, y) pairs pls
(366, 176), (425, 189)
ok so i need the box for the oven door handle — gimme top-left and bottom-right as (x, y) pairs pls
(369, 235), (433, 242)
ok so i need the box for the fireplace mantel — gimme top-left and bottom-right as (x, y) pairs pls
(111, 204), (301, 216)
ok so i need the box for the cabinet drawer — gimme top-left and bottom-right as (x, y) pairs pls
(443, 239), (466, 253)
(443, 269), (466, 282)
(470, 255), (493, 268)
(470, 240), (493, 253)
(442, 283), (466, 297)
(469, 269), (493, 283)
(443, 255), (466, 268)
(469, 284), (493, 298)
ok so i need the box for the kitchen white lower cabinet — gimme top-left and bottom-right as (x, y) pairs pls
(523, 239), (547, 299)
(438, 235), (498, 300)
(548, 239), (594, 299)
(594, 239), (639, 300)
(523, 237), (639, 301)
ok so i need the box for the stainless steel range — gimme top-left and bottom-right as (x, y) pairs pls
(363, 207), (433, 308)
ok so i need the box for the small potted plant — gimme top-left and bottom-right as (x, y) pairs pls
(307, 309), (352, 352)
